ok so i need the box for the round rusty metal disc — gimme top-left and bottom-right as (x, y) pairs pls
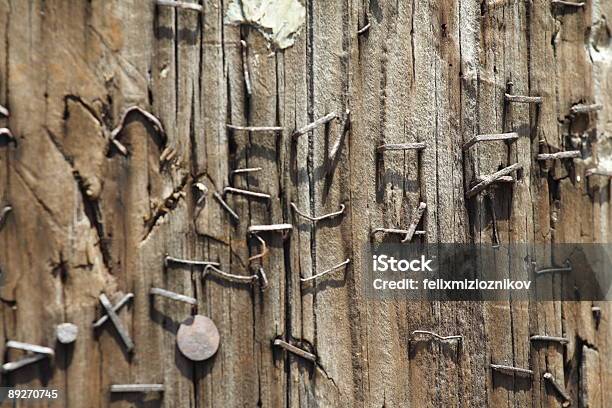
(177, 315), (220, 361)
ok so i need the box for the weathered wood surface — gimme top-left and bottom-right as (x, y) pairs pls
(0, 0), (610, 407)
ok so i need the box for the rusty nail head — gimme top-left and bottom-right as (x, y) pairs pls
(177, 315), (220, 361)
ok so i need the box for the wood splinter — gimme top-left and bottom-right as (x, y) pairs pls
(150, 287), (197, 305)
(537, 151), (581, 161)
(111, 384), (165, 393)
(585, 168), (612, 177)
(484, 192), (500, 247)
(543, 372), (572, 407)
(273, 339), (317, 362)
(156, 0), (203, 12)
(301, 258), (351, 283)
(240, 40), (253, 96)
(466, 163), (522, 198)
(490, 363), (533, 377)
(159, 146), (177, 165)
(463, 132), (518, 151)
(292, 112), (338, 139)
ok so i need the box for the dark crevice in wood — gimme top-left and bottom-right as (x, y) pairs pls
(77, 179), (112, 272)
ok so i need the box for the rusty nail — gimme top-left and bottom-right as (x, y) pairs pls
(463, 132), (519, 151)
(301, 258), (350, 283)
(150, 287), (197, 305)
(273, 339), (317, 362)
(99, 293), (134, 353)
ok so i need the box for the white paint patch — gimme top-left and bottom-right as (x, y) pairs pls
(225, 0), (306, 50)
(589, 0), (612, 173)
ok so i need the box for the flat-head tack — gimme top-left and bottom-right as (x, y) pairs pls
(56, 323), (78, 344)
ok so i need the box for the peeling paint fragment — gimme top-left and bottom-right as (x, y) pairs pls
(225, 0), (306, 50)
